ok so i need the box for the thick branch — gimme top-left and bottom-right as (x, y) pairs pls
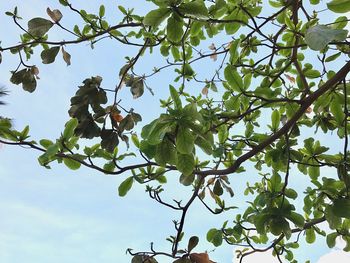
(198, 60), (350, 176)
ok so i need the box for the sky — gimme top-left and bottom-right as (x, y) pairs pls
(0, 1), (350, 263)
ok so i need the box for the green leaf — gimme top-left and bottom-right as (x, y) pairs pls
(59, 0), (69, 6)
(169, 85), (182, 109)
(330, 96), (344, 125)
(19, 125), (29, 140)
(103, 161), (116, 172)
(308, 165), (320, 180)
(286, 212), (305, 228)
(285, 188), (298, 199)
(63, 118), (78, 140)
(28, 17), (53, 37)
(179, 173), (195, 186)
(176, 126), (195, 154)
(305, 25), (348, 51)
(344, 236), (350, 251)
(182, 64), (195, 77)
(325, 52), (341, 62)
(140, 140), (156, 158)
(224, 10), (241, 34)
(217, 125), (228, 144)
(187, 236), (199, 252)
(271, 109), (280, 131)
(305, 228), (316, 243)
(269, 173), (281, 192)
(326, 232), (338, 248)
(195, 136), (213, 155)
(178, 0), (209, 19)
(224, 96), (240, 112)
(269, 0), (284, 7)
(254, 213), (270, 234)
(155, 139), (176, 166)
(206, 228), (222, 247)
(176, 153), (194, 176)
(304, 69), (320, 79)
(99, 5), (105, 17)
(118, 176), (134, 197)
(332, 16), (348, 29)
(40, 139), (53, 149)
(147, 121), (171, 145)
(224, 65), (244, 92)
(46, 143), (59, 157)
(190, 21), (203, 36)
(269, 217), (290, 236)
(167, 15), (183, 43)
(327, 0), (350, 13)
(131, 134), (140, 148)
(41, 47), (60, 64)
(332, 198), (350, 218)
(229, 39), (241, 64)
(325, 205), (342, 229)
(63, 157), (81, 170)
(143, 8), (171, 27)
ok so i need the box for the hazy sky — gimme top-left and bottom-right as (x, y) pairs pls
(0, 1), (349, 263)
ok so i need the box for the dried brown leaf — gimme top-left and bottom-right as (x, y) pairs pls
(210, 53), (217, 61)
(189, 253), (215, 263)
(62, 47), (71, 66)
(284, 74), (295, 83)
(31, 66), (40, 79)
(305, 106), (313, 114)
(47, 7), (63, 23)
(208, 43), (216, 50)
(201, 86), (209, 96)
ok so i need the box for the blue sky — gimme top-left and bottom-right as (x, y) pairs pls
(0, 1), (350, 263)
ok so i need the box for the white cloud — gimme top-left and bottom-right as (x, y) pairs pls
(317, 250), (350, 263)
(317, 236), (350, 263)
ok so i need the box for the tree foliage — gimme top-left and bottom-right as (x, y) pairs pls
(1, 0), (350, 262)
